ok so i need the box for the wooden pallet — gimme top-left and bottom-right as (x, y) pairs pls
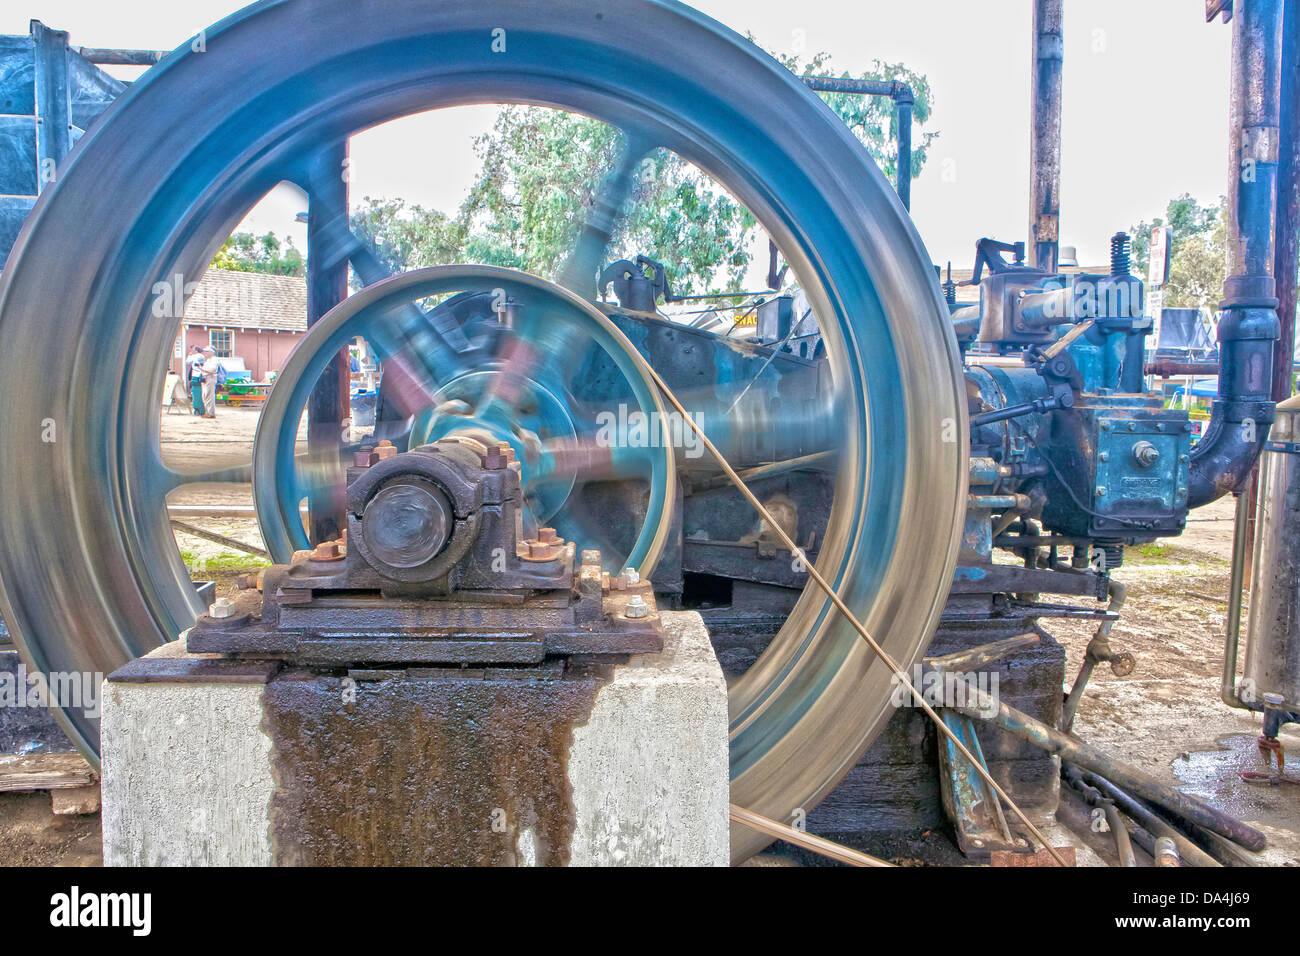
(0, 752), (100, 814)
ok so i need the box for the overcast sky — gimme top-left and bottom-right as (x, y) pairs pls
(3, 0), (1233, 269)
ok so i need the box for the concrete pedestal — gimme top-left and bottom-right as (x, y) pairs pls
(101, 611), (728, 866)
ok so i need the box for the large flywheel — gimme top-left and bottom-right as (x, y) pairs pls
(0, 0), (966, 863)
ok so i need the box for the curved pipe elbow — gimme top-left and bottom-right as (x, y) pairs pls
(1187, 411), (1268, 508)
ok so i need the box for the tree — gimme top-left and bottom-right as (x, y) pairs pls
(346, 47), (937, 296)
(1129, 193), (1222, 277)
(1163, 207), (1227, 309)
(212, 231), (305, 277)
(1129, 194), (1227, 309)
(350, 197), (467, 275)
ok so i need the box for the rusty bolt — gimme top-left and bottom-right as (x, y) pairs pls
(624, 593), (649, 619)
(375, 440), (398, 461)
(581, 549), (601, 566)
(538, 527), (559, 544)
(208, 597), (236, 619)
(482, 451), (508, 470)
(525, 540), (558, 560)
(497, 441), (516, 462)
(354, 449), (378, 468)
(312, 541), (342, 561)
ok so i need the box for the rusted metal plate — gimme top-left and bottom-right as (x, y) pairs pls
(989, 846), (1076, 867)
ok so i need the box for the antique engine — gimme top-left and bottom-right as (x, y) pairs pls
(0, 0), (1289, 866)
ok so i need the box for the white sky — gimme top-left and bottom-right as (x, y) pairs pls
(3, 0), (1233, 269)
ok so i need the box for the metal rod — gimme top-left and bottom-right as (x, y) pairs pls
(169, 521), (269, 560)
(1222, 490), (1254, 708)
(729, 804), (892, 867)
(954, 684), (1267, 852)
(640, 355), (1070, 866)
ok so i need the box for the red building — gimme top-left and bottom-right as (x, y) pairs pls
(170, 269), (307, 381)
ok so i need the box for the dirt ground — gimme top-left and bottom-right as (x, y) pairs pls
(162, 403), (299, 585)
(4, 407), (1296, 866)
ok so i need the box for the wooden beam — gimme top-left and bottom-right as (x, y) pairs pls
(0, 752), (98, 792)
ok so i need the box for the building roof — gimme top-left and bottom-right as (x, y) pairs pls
(182, 268), (307, 332)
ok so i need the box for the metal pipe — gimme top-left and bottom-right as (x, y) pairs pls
(1028, 0), (1064, 273)
(1105, 804), (1137, 867)
(1190, 0), (1285, 507)
(953, 682), (1268, 851)
(1075, 765), (1222, 867)
(1062, 578), (1128, 732)
(1061, 763), (1136, 866)
(1155, 837), (1182, 867)
(1273, 0), (1299, 403)
(800, 76), (914, 210)
(1145, 360), (1221, 376)
(1222, 490), (1255, 707)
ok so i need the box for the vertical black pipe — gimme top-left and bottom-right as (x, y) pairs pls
(1028, 0), (1063, 274)
(1189, 0), (1285, 507)
(306, 142), (351, 543)
(1273, 0), (1299, 403)
(895, 92), (913, 211)
(799, 77), (913, 210)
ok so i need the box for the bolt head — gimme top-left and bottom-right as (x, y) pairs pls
(208, 597), (235, 619)
(623, 567), (640, 585)
(624, 593), (649, 619)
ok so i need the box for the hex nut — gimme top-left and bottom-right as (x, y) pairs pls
(208, 597), (235, 619)
(624, 593), (649, 619)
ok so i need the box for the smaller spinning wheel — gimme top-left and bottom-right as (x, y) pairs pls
(253, 265), (677, 577)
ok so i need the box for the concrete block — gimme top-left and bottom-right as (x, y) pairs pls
(569, 610), (730, 866)
(100, 644), (276, 866)
(50, 784), (100, 815)
(100, 611), (729, 866)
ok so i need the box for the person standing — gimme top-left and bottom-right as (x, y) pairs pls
(186, 346), (205, 415)
(200, 346), (220, 419)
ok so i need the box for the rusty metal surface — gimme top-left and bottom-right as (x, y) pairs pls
(264, 663), (610, 865)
